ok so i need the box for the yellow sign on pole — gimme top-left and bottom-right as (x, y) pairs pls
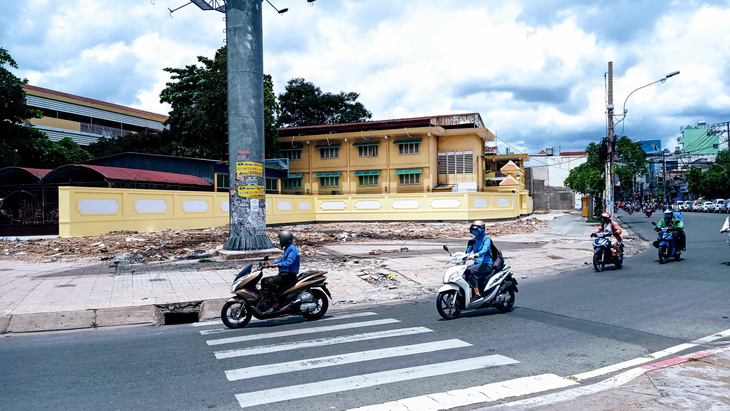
(237, 185), (265, 199)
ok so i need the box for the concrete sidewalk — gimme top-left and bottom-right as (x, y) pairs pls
(1, 211), (608, 333)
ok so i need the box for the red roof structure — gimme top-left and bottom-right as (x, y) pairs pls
(0, 167), (53, 185)
(43, 164), (211, 187)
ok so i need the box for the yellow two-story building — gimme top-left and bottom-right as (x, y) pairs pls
(277, 113), (496, 195)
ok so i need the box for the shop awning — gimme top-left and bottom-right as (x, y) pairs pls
(286, 173), (304, 178)
(392, 138), (422, 144)
(394, 169), (422, 175)
(314, 143), (341, 149)
(280, 146), (302, 151)
(353, 171), (380, 176)
(352, 141), (379, 147)
(315, 172), (342, 177)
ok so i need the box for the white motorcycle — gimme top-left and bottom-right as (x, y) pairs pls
(436, 243), (519, 320)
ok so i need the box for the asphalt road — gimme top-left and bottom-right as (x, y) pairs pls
(1, 211), (728, 410)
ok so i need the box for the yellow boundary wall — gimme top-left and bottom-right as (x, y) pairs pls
(58, 186), (533, 237)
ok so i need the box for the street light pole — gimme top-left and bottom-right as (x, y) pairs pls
(604, 64), (679, 211)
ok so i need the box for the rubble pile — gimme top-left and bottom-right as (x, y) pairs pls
(0, 218), (547, 262)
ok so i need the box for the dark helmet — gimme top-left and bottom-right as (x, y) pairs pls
(469, 220), (486, 236)
(278, 230), (294, 247)
(600, 212), (611, 224)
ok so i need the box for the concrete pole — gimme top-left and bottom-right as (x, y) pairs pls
(605, 62), (615, 214)
(224, 0), (274, 251)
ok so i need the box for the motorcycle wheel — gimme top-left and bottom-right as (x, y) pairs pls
(658, 247), (666, 264)
(221, 301), (252, 329)
(593, 252), (605, 272)
(301, 289), (329, 321)
(496, 288), (515, 313)
(436, 290), (461, 320)
(615, 257), (623, 269)
(675, 253), (681, 262)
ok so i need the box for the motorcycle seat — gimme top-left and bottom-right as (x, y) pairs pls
(297, 270), (326, 280)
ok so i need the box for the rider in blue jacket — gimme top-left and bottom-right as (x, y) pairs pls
(464, 220), (494, 303)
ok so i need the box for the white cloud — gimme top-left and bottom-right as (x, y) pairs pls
(2, 0), (729, 153)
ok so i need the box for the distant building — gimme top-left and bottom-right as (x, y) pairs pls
(22, 85), (168, 146)
(524, 148), (587, 209)
(678, 121), (719, 157)
(277, 113), (501, 194)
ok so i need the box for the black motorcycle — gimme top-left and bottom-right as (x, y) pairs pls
(591, 231), (623, 271)
(645, 207), (653, 217)
(221, 260), (331, 329)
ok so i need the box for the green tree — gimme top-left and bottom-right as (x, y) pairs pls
(278, 78), (372, 127)
(87, 130), (173, 159)
(564, 142), (604, 195)
(685, 165), (704, 197)
(0, 47), (92, 168)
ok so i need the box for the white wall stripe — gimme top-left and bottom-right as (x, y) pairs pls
(199, 312), (379, 334)
(225, 339), (471, 381)
(215, 327), (433, 359)
(206, 318), (400, 346)
(234, 355), (518, 408)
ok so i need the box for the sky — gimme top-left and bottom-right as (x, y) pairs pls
(2, 0), (730, 155)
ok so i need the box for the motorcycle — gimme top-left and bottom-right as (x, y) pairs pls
(221, 259), (331, 329)
(652, 222), (681, 263)
(591, 230), (623, 271)
(435, 243), (518, 320)
(645, 207), (653, 217)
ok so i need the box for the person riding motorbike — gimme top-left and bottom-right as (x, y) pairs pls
(262, 230), (300, 313)
(669, 208), (687, 251)
(464, 220), (495, 303)
(657, 209), (685, 251)
(591, 212), (624, 259)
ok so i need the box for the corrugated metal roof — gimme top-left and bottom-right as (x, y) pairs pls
(23, 84), (169, 122)
(44, 164), (211, 186)
(278, 113), (484, 137)
(0, 167), (53, 184)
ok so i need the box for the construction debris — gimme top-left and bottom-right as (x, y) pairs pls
(0, 219), (548, 262)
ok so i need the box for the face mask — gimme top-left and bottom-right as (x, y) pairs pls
(470, 229), (480, 236)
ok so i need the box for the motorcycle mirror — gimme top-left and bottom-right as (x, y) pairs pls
(442, 245), (449, 252)
(651, 222), (657, 226)
(263, 256), (269, 261)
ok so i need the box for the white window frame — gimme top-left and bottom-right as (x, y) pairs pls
(320, 147), (339, 159)
(398, 143), (420, 155)
(358, 145), (378, 157)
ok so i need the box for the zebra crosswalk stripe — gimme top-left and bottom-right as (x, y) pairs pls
(214, 326), (433, 359)
(225, 339), (471, 381)
(199, 312), (379, 335)
(206, 318), (400, 346)
(234, 355), (519, 408)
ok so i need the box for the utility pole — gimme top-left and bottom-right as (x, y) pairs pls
(662, 152), (667, 201)
(605, 62), (615, 213)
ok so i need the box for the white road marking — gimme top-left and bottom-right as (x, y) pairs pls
(199, 312), (378, 335)
(215, 326), (433, 359)
(206, 318), (400, 346)
(350, 373), (577, 411)
(570, 342), (697, 381)
(234, 355), (518, 408)
(225, 339), (471, 381)
(692, 327), (730, 343)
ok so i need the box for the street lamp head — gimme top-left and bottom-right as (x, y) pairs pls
(666, 71), (680, 78)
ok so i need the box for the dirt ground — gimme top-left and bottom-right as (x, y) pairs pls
(0, 218), (548, 262)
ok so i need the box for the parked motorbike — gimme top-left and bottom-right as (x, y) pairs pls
(435, 243), (518, 320)
(221, 260), (331, 329)
(591, 230), (623, 271)
(652, 222), (681, 263)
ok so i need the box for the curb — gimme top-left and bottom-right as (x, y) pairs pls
(1, 298), (230, 334)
